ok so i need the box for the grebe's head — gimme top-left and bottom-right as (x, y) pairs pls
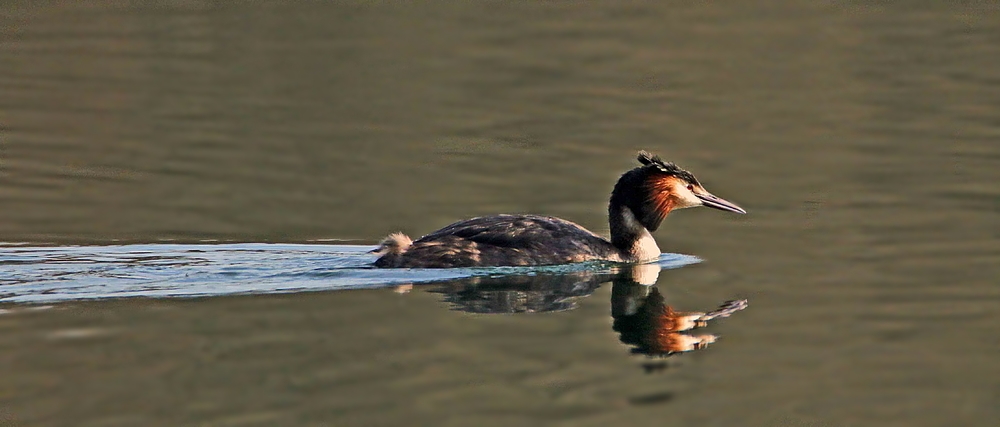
(610, 151), (746, 231)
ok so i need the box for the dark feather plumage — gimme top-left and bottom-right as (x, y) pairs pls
(373, 215), (622, 268)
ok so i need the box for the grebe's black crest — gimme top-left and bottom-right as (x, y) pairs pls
(636, 151), (700, 187)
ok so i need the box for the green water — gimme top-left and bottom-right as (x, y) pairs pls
(2, 2), (999, 426)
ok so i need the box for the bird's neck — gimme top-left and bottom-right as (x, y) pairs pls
(609, 204), (661, 262)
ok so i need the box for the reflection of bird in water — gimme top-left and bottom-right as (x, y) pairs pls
(394, 262), (748, 371)
(417, 263), (661, 314)
(612, 278), (747, 358)
(427, 271), (616, 314)
(372, 151), (745, 268)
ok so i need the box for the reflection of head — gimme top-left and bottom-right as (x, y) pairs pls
(611, 280), (753, 358)
(613, 287), (716, 356)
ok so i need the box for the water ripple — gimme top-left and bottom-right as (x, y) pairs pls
(0, 243), (700, 303)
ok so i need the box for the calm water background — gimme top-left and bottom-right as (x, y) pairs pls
(2, 1), (1000, 426)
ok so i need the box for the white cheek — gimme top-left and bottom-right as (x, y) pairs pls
(675, 188), (703, 209)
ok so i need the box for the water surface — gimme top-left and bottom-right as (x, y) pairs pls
(0, 243), (699, 303)
(2, 1), (999, 426)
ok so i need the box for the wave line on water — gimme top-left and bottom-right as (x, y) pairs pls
(0, 243), (700, 303)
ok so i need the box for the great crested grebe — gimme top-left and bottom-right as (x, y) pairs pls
(371, 151), (745, 268)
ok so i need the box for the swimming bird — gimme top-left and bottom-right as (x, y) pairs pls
(371, 151), (745, 268)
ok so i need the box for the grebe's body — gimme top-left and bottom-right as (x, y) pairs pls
(372, 151), (745, 268)
(374, 215), (622, 268)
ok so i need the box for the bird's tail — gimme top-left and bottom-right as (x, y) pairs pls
(369, 232), (413, 256)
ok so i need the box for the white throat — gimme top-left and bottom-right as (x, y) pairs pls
(620, 207), (662, 262)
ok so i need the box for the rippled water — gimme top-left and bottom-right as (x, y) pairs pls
(0, 243), (700, 303)
(2, 1), (1000, 426)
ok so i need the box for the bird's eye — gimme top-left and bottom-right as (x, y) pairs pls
(686, 184), (694, 191)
